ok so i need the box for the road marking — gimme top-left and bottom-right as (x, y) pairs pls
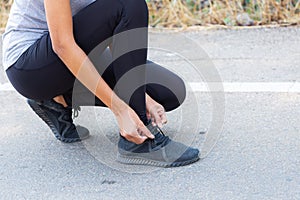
(188, 82), (300, 93)
(0, 82), (300, 93)
(0, 82), (14, 91)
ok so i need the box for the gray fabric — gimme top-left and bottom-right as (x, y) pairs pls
(2, 0), (96, 70)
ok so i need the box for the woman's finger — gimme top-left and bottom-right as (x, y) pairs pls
(157, 107), (167, 125)
(151, 119), (156, 126)
(138, 125), (154, 139)
(160, 112), (167, 124)
(152, 109), (163, 128)
(121, 129), (147, 144)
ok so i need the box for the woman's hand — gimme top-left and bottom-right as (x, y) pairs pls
(146, 94), (167, 128)
(112, 99), (154, 144)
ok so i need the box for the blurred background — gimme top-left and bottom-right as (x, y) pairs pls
(1, 0), (300, 31)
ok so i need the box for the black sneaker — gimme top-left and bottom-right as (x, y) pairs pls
(27, 99), (89, 143)
(117, 121), (200, 167)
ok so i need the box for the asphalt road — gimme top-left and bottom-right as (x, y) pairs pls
(0, 27), (299, 199)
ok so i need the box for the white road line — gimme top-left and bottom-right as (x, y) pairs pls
(0, 82), (300, 93)
(0, 82), (14, 91)
(188, 82), (300, 93)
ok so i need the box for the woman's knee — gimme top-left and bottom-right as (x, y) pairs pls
(148, 79), (186, 112)
(161, 82), (186, 112)
(176, 78), (187, 106)
(167, 77), (186, 111)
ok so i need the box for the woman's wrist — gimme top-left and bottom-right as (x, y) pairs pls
(110, 94), (128, 116)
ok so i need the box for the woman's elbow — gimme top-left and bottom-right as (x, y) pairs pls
(51, 37), (74, 56)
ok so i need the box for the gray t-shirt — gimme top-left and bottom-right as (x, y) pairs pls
(2, 0), (95, 70)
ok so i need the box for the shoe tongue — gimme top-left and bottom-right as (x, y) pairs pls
(154, 131), (170, 147)
(146, 122), (170, 146)
(57, 106), (72, 121)
(154, 131), (165, 140)
(146, 122), (161, 136)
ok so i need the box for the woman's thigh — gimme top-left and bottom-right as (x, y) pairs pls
(145, 61), (186, 111)
(6, 0), (125, 100)
(5, 32), (75, 100)
(6, 57), (75, 100)
(66, 59), (187, 111)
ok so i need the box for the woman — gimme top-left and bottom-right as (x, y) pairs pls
(2, 0), (199, 167)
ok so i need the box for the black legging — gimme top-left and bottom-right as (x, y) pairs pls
(6, 0), (186, 124)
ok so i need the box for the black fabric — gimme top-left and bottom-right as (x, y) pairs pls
(6, 0), (186, 124)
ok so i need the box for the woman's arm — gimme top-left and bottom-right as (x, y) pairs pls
(44, 0), (153, 144)
(45, 0), (114, 109)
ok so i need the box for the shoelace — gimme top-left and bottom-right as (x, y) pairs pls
(150, 125), (170, 147)
(61, 106), (80, 122)
(72, 106), (81, 119)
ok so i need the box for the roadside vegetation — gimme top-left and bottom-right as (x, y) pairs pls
(1, 0), (300, 31)
(147, 0), (300, 28)
(0, 0), (12, 32)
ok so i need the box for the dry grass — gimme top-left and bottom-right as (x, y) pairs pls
(0, 0), (12, 32)
(147, 0), (300, 28)
(1, 0), (300, 31)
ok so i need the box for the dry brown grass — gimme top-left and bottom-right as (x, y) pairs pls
(1, 0), (300, 31)
(0, 0), (12, 32)
(147, 0), (300, 28)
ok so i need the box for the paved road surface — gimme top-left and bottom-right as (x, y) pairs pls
(0, 27), (299, 199)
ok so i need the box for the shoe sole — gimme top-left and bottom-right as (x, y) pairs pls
(27, 99), (89, 143)
(117, 153), (200, 168)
